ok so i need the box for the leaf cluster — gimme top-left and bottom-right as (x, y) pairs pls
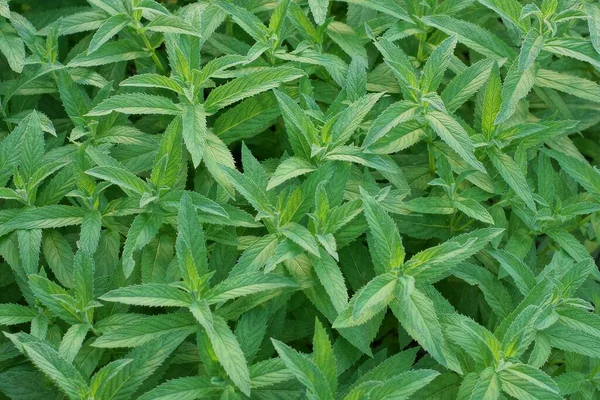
(0, 0), (599, 399)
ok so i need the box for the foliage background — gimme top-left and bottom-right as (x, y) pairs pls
(0, 0), (599, 399)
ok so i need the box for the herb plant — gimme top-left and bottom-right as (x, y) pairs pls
(0, 0), (599, 399)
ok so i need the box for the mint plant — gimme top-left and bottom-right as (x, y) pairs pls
(0, 0), (599, 399)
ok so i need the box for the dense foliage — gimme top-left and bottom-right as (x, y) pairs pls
(0, 0), (599, 398)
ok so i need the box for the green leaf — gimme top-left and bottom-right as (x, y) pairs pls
(231, 234), (279, 275)
(543, 323), (600, 359)
(95, 332), (190, 400)
(89, 360), (133, 399)
(477, 0), (526, 31)
(88, 13), (130, 54)
(138, 376), (223, 400)
(73, 249), (94, 309)
(58, 323), (89, 363)
(92, 313), (196, 348)
(86, 165), (149, 195)
(204, 67), (305, 114)
(313, 318), (337, 393)
(272, 338), (335, 400)
(234, 308), (269, 363)
(535, 68), (600, 103)
(69, 40), (150, 67)
(0, 0), (9, 18)
(273, 89), (316, 159)
(556, 306), (600, 339)
(391, 283), (460, 373)
(345, 56), (367, 102)
(543, 37), (600, 70)
(454, 263), (513, 318)
(421, 15), (515, 60)
(101, 284), (191, 307)
(42, 10), (106, 35)
(480, 61), (502, 137)
(269, 0), (290, 39)
(499, 362), (561, 400)
(120, 73), (184, 93)
(79, 210), (101, 255)
(0, 112), (28, 185)
(279, 222), (320, 257)
(87, 94), (181, 116)
(310, 248), (348, 314)
(176, 192), (208, 288)
(443, 313), (500, 366)
(425, 111), (486, 173)
(0, 304), (37, 325)
(372, 37), (418, 95)
(494, 61), (538, 124)
(336, 0), (410, 21)
(405, 228), (503, 283)
(422, 35), (457, 93)
(190, 306), (251, 396)
(442, 59), (496, 113)
(28, 274), (81, 325)
(308, 0), (328, 25)
(88, 0), (127, 15)
(454, 197), (494, 224)
(266, 157), (315, 190)
(122, 211), (163, 278)
(151, 118), (184, 189)
(0, 20), (26, 73)
(181, 104), (207, 168)
(518, 29), (544, 72)
(555, 372), (587, 396)
(18, 110), (43, 181)
(489, 249), (536, 295)
(367, 369), (441, 400)
(220, 166), (274, 217)
(488, 147), (536, 211)
(543, 149), (600, 197)
(360, 188), (405, 272)
(1, 2), (600, 397)
(471, 367), (501, 400)
(328, 92), (383, 146)
(17, 228), (41, 275)
(363, 101), (418, 149)
(6, 332), (88, 400)
(586, 3), (600, 55)
(212, 91), (279, 144)
(193, 55), (248, 87)
(352, 272), (397, 322)
(205, 272), (296, 304)
(213, 0), (269, 42)
(203, 132), (237, 197)
(0, 206), (87, 238)
(144, 15), (200, 36)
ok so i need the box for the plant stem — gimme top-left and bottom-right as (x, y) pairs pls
(138, 28), (166, 74)
(417, 33), (427, 63)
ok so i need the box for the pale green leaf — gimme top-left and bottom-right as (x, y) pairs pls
(87, 94), (181, 116)
(88, 13), (130, 54)
(181, 104), (207, 168)
(101, 284), (192, 307)
(425, 111), (486, 173)
(266, 157), (315, 190)
(204, 67), (305, 114)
